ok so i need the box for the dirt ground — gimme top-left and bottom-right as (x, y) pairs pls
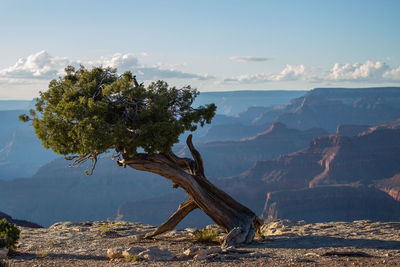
(3, 220), (400, 266)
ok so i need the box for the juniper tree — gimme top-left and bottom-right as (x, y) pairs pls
(21, 65), (261, 247)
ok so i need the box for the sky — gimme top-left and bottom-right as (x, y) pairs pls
(0, 0), (400, 99)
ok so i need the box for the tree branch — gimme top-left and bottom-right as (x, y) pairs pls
(186, 134), (204, 176)
(144, 198), (198, 238)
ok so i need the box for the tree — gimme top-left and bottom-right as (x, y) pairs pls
(20, 65), (261, 247)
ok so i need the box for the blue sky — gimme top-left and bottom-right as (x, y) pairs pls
(1, 0), (400, 99)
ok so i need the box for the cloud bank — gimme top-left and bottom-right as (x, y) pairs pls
(0, 51), (70, 80)
(223, 64), (308, 84)
(0, 51), (214, 84)
(222, 60), (400, 84)
(1, 52), (399, 91)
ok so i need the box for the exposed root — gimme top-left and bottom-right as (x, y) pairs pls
(222, 218), (257, 248)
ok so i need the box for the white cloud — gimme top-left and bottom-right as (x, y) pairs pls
(229, 56), (271, 63)
(222, 60), (400, 85)
(87, 53), (139, 71)
(270, 64), (307, 81)
(0, 51), (214, 85)
(325, 60), (391, 82)
(0, 51), (71, 79)
(223, 64), (307, 84)
(383, 66), (400, 80)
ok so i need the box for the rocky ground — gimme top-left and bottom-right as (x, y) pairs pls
(2, 219), (400, 266)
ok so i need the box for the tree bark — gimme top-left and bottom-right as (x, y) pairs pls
(119, 134), (261, 247)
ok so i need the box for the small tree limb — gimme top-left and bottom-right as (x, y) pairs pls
(186, 134), (204, 176)
(144, 198), (198, 238)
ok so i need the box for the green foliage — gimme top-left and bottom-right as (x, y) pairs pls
(21, 65), (216, 172)
(0, 219), (20, 251)
(125, 253), (140, 262)
(36, 249), (49, 258)
(193, 228), (219, 242)
(99, 222), (111, 233)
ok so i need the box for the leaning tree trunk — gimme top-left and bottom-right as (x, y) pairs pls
(118, 135), (262, 247)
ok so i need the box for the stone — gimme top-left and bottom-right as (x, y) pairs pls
(122, 247), (146, 258)
(138, 246), (174, 261)
(305, 252), (320, 257)
(184, 228), (197, 233)
(130, 234), (145, 242)
(0, 248), (8, 259)
(187, 246), (222, 260)
(183, 247), (201, 257)
(106, 248), (124, 259)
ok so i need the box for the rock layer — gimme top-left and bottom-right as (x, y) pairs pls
(261, 185), (400, 222)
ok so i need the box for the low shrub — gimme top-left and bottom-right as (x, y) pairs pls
(99, 222), (111, 233)
(193, 228), (219, 242)
(0, 219), (20, 251)
(125, 253), (140, 262)
(37, 249), (49, 258)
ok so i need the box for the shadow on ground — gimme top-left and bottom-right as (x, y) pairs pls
(9, 252), (108, 261)
(253, 236), (400, 249)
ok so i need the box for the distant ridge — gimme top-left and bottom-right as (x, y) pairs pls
(0, 210), (42, 228)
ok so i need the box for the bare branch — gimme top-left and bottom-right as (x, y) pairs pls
(186, 134), (204, 176)
(67, 152), (100, 175)
(144, 198), (198, 238)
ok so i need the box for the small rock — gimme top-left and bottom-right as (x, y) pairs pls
(305, 252), (320, 257)
(107, 248), (124, 259)
(193, 254), (207, 261)
(0, 248), (9, 259)
(122, 247), (146, 258)
(130, 234), (145, 242)
(183, 247), (201, 257)
(184, 246), (222, 258)
(138, 246), (174, 261)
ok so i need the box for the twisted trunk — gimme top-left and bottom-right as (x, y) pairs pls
(119, 135), (261, 247)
